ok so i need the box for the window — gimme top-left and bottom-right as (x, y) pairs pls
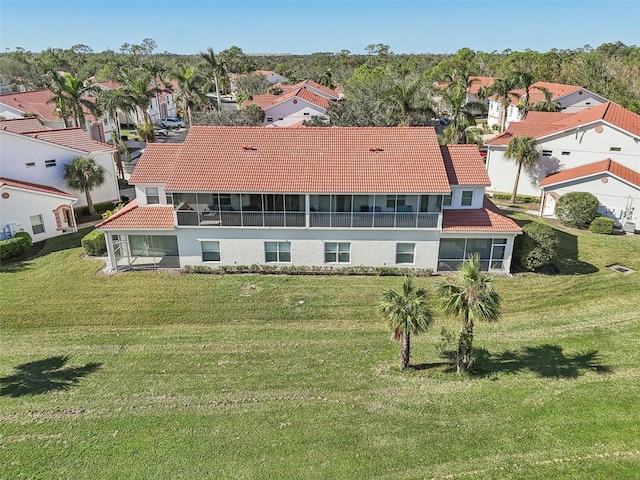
(166, 193), (174, 205)
(45, 159), (57, 168)
(303, 112), (310, 116)
(146, 187), (160, 204)
(30, 214), (44, 234)
(396, 243), (415, 264)
(438, 238), (507, 271)
(561, 151), (571, 156)
(610, 147), (621, 152)
(386, 195), (406, 209)
(325, 242), (350, 263)
(442, 194), (452, 207)
(266, 117), (273, 122)
(201, 241), (220, 262)
(461, 191), (473, 206)
(542, 150), (553, 157)
(265, 241), (291, 263)
(25, 162), (35, 168)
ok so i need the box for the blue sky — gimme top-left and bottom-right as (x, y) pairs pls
(1, 0), (638, 55)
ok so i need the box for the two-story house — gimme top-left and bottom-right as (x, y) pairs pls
(97, 127), (521, 272)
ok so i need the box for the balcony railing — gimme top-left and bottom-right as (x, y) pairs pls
(176, 210), (440, 229)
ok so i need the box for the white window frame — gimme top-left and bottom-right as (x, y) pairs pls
(200, 241), (220, 262)
(461, 190), (473, 207)
(30, 214), (45, 234)
(265, 241), (291, 263)
(44, 159), (57, 168)
(396, 243), (415, 264)
(324, 242), (350, 263)
(146, 187), (160, 204)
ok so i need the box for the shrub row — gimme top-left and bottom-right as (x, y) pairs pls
(491, 193), (541, 204)
(184, 264), (434, 277)
(81, 229), (106, 256)
(0, 231), (33, 261)
(74, 202), (117, 218)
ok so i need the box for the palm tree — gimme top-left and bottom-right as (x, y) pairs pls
(532, 86), (562, 112)
(380, 78), (435, 126)
(63, 156), (106, 215)
(172, 65), (208, 125)
(504, 135), (540, 203)
(436, 255), (501, 374)
(378, 275), (434, 370)
(96, 87), (133, 175)
(511, 71), (535, 119)
(199, 47), (228, 110)
(45, 71), (101, 129)
(119, 69), (161, 125)
(435, 77), (487, 144)
(488, 77), (520, 131)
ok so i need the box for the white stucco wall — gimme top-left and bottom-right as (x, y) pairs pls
(0, 186), (76, 241)
(486, 123), (640, 196)
(0, 131), (119, 207)
(265, 98), (328, 127)
(542, 175), (640, 226)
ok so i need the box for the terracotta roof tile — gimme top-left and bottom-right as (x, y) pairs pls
(96, 199), (175, 230)
(0, 177), (76, 198)
(131, 126), (451, 194)
(468, 77), (496, 95)
(23, 128), (115, 153)
(0, 90), (60, 121)
(491, 82), (584, 106)
(129, 144), (182, 184)
(442, 198), (523, 232)
(540, 158), (640, 188)
(245, 87), (332, 111)
(440, 145), (491, 186)
(0, 117), (49, 133)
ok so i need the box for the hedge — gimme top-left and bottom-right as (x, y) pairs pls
(555, 192), (600, 228)
(81, 229), (106, 256)
(184, 264), (434, 277)
(0, 231), (33, 261)
(589, 216), (614, 234)
(491, 193), (541, 204)
(515, 222), (559, 271)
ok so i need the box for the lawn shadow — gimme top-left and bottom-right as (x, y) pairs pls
(510, 216), (598, 275)
(471, 344), (612, 378)
(0, 355), (102, 397)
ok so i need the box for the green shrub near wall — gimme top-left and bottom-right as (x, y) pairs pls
(81, 229), (106, 256)
(589, 216), (614, 234)
(515, 222), (559, 271)
(556, 192), (600, 228)
(0, 231), (33, 261)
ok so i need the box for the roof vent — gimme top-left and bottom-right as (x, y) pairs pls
(241, 145), (257, 151)
(369, 147), (384, 152)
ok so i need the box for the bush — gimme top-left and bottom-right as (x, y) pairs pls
(183, 264), (434, 277)
(555, 192), (600, 228)
(491, 193), (541, 204)
(515, 222), (559, 271)
(81, 229), (106, 256)
(74, 202), (117, 218)
(0, 231), (32, 261)
(589, 216), (614, 234)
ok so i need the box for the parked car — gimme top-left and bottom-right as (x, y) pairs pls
(155, 128), (169, 136)
(161, 117), (186, 128)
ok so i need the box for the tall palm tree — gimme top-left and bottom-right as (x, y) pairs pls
(378, 275), (434, 370)
(436, 255), (501, 374)
(96, 88), (132, 178)
(435, 77), (487, 144)
(63, 156), (106, 215)
(488, 77), (520, 131)
(511, 71), (535, 119)
(119, 69), (161, 125)
(504, 135), (540, 204)
(380, 78), (435, 126)
(532, 86), (562, 112)
(171, 65), (208, 125)
(199, 47), (228, 110)
(45, 71), (101, 129)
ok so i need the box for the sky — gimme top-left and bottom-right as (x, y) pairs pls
(1, 0), (638, 55)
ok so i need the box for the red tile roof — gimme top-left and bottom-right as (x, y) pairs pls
(540, 159), (640, 188)
(96, 199), (176, 230)
(22, 128), (115, 153)
(486, 102), (640, 145)
(440, 145), (491, 186)
(468, 77), (497, 95)
(0, 177), (76, 199)
(131, 126), (452, 193)
(0, 117), (49, 133)
(442, 198), (523, 232)
(245, 87), (332, 111)
(491, 82), (584, 106)
(0, 90), (60, 122)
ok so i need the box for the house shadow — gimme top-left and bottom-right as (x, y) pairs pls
(0, 355), (102, 397)
(510, 217), (598, 275)
(468, 344), (612, 378)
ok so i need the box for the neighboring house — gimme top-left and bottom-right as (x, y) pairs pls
(244, 87), (333, 127)
(434, 76), (496, 117)
(0, 177), (77, 241)
(487, 82), (610, 129)
(97, 126), (522, 272)
(0, 118), (119, 210)
(0, 89), (115, 142)
(539, 159), (639, 229)
(254, 70), (288, 85)
(485, 102), (640, 198)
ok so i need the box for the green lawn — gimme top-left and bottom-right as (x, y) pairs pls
(1, 219), (639, 479)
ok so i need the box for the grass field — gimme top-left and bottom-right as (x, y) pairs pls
(1, 216), (639, 479)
